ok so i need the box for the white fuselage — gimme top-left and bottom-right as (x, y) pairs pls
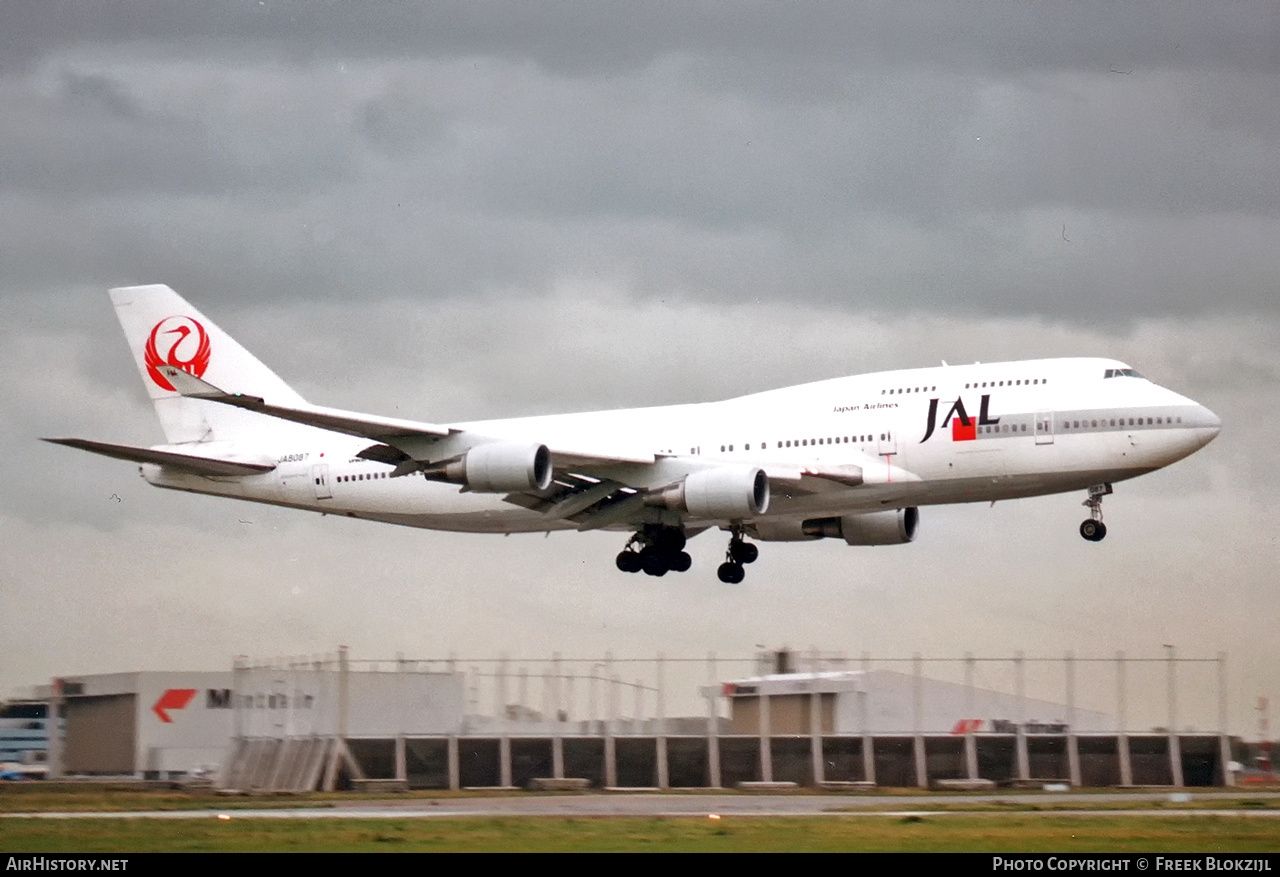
(139, 357), (1220, 536)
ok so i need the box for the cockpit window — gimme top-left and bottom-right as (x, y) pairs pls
(1104, 368), (1143, 379)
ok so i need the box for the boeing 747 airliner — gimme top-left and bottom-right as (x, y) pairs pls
(46, 285), (1221, 583)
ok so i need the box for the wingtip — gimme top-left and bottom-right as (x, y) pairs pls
(156, 365), (224, 398)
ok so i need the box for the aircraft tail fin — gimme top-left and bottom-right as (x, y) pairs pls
(109, 284), (309, 445)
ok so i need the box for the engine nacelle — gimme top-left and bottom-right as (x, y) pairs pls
(802, 507), (919, 545)
(745, 519), (820, 542)
(427, 442), (553, 493)
(650, 466), (770, 520)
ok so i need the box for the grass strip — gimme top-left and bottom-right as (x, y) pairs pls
(3, 814), (1280, 853)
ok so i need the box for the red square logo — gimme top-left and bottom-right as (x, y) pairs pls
(951, 417), (976, 441)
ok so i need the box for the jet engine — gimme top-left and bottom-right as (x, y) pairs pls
(422, 442), (553, 493)
(649, 466), (770, 519)
(800, 507), (919, 545)
(745, 519), (819, 541)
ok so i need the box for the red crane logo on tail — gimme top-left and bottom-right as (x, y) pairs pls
(144, 316), (211, 391)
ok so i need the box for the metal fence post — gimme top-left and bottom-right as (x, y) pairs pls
(1167, 645), (1184, 786)
(964, 652), (978, 780)
(498, 656), (512, 788)
(395, 655), (407, 783)
(707, 652), (721, 789)
(758, 681), (772, 783)
(655, 654), (669, 789)
(1117, 651), (1132, 786)
(552, 653), (564, 780)
(810, 672), (824, 786)
(861, 652), (875, 785)
(1015, 652), (1029, 782)
(604, 652), (617, 789)
(1066, 651), (1081, 786)
(913, 653), (928, 788)
(1219, 652), (1234, 787)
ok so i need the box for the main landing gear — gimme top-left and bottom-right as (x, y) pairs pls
(616, 526), (692, 577)
(717, 529), (759, 584)
(1079, 483), (1112, 542)
(615, 525), (761, 582)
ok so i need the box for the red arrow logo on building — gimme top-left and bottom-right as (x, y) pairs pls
(153, 688), (197, 723)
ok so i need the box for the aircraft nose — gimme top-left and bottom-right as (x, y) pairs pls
(1196, 404), (1221, 446)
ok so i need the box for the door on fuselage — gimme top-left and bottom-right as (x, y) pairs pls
(311, 463), (333, 499)
(1034, 410), (1055, 445)
(878, 428), (898, 457)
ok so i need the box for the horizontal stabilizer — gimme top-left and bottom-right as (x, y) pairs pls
(43, 438), (276, 477)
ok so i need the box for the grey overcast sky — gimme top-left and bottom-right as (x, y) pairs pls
(1, 2), (1276, 730)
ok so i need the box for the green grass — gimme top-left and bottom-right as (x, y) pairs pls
(3, 814), (1280, 853)
(0, 783), (336, 814)
(840, 798), (1280, 813)
(3, 785), (1278, 852)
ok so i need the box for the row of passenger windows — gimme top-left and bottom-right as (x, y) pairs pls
(715, 434), (890, 453)
(337, 472), (389, 482)
(965, 378), (1047, 389)
(1062, 415), (1181, 429)
(882, 378), (1049, 395)
(967, 414), (1182, 435)
(707, 412), (1184, 453)
(882, 370), (1141, 394)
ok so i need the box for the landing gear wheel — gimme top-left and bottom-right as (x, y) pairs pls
(619, 527), (692, 576)
(1080, 484), (1112, 542)
(1079, 520), (1107, 542)
(640, 548), (669, 577)
(616, 551), (642, 573)
(717, 561), (745, 584)
(720, 528), (756, 582)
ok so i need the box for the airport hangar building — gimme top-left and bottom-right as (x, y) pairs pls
(31, 654), (1239, 791)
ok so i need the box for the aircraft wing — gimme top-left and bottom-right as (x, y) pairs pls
(547, 447), (657, 467)
(161, 365), (656, 469)
(158, 366), (454, 443)
(42, 438), (275, 477)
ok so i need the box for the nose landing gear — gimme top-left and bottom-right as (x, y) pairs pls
(1080, 483), (1112, 542)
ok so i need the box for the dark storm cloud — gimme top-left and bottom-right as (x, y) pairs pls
(0, 67), (356, 200)
(0, 2), (1274, 323)
(4, 1), (1278, 76)
(1, 70), (240, 197)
